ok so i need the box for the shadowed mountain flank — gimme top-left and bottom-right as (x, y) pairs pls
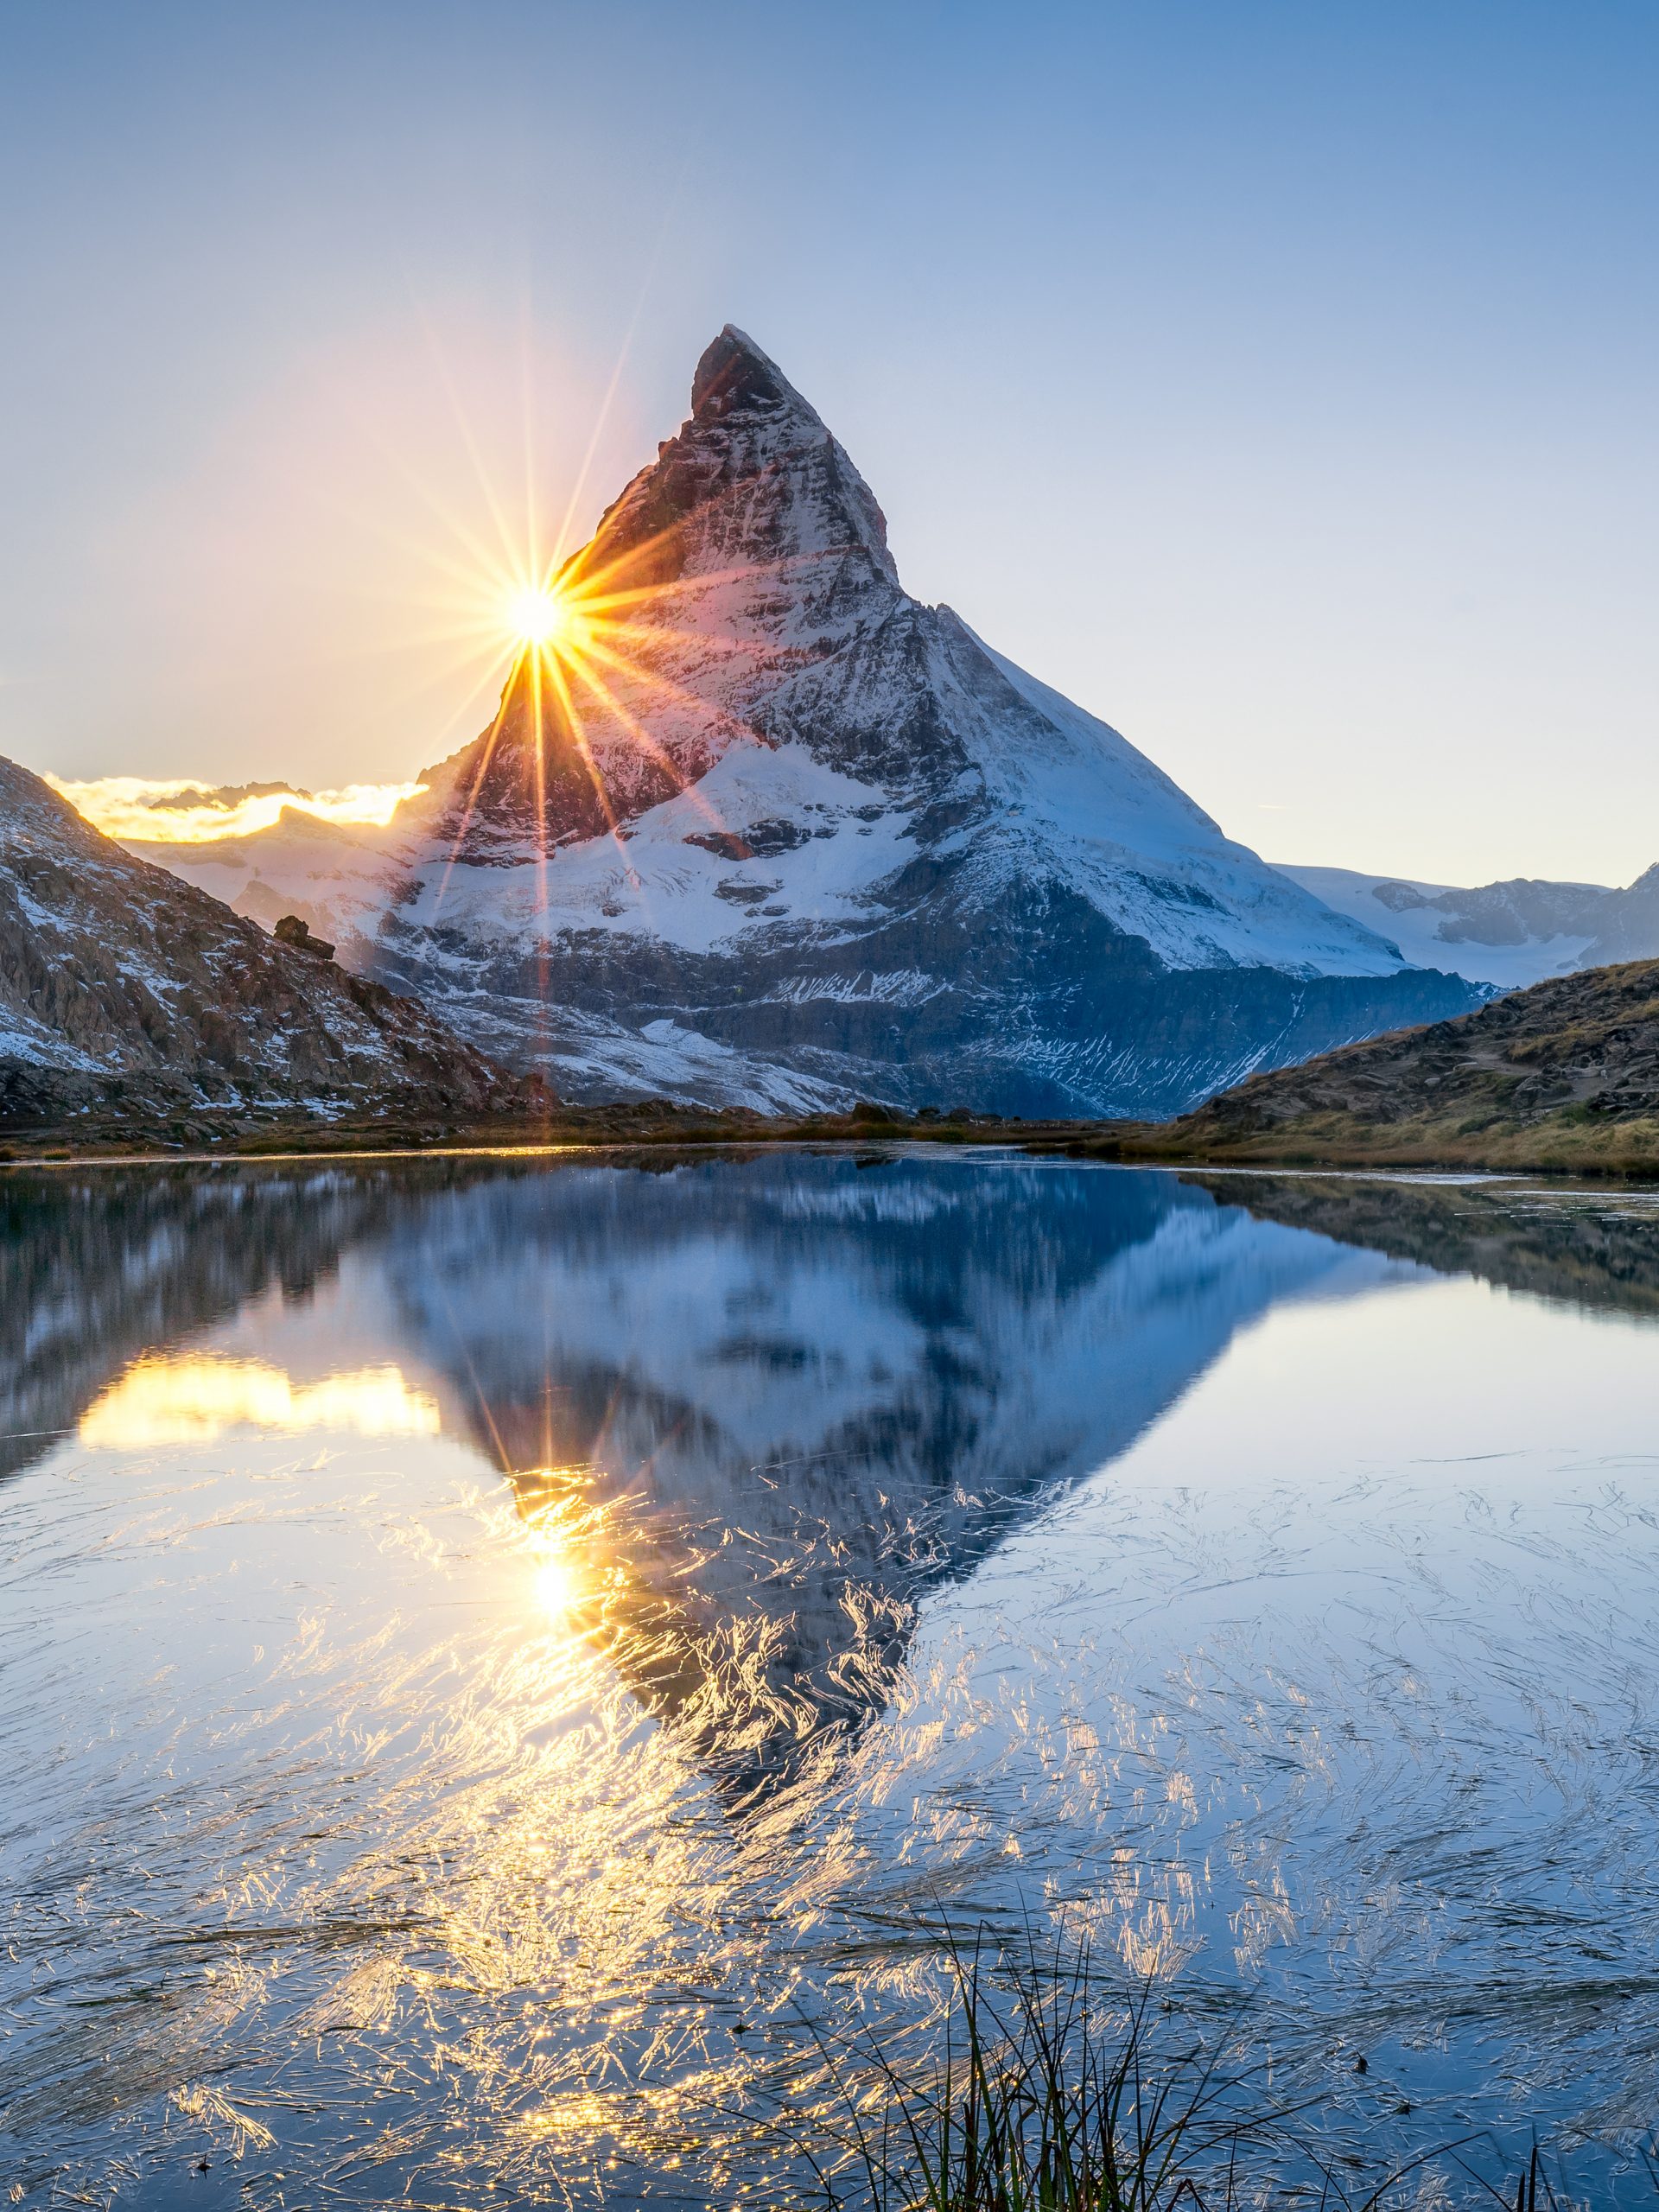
(1141, 957), (1659, 1170)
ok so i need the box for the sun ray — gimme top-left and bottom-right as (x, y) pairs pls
(577, 614), (772, 668)
(414, 303), (531, 584)
(540, 639), (631, 861)
(518, 289), (542, 598)
(567, 625), (763, 766)
(543, 310), (640, 585)
(90, 298), (869, 927)
(540, 173), (684, 584)
(566, 543), (838, 618)
(431, 671), (524, 915)
(550, 642), (724, 844)
(528, 638), (552, 1052)
(306, 480), (525, 607)
(281, 327), (535, 614)
(334, 358), (870, 955)
(537, 501), (728, 605)
(560, 652), (743, 801)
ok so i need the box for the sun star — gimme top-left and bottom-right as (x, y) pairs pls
(506, 582), (577, 652)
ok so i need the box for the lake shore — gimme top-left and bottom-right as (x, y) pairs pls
(7, 1097), (1659, 1177)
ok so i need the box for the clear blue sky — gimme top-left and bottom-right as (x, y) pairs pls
(2, 0), (1655, 883)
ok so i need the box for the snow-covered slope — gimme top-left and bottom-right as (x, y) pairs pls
(1275, 863), (1659, 992)
(143, 327), (1483, 1116)
(138, 809), (411, 971)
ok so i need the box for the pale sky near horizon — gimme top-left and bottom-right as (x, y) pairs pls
(1, 1), (1655, 887)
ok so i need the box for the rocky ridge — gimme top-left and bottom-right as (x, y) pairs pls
(0, 753), (542, 1135)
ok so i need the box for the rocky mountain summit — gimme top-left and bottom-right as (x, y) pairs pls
(0, 753), (538, 1135)
(144, 327), (1483, 1116)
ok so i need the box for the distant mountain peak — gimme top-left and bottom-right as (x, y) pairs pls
(1276, 861), (1659, 990)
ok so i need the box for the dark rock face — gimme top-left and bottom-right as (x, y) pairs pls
(683, 830), (754, 861)
(0, 755), (540, 1133)
(274, 913), (335, 960)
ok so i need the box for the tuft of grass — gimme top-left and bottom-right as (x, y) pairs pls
(787, 1930), (1593, 2211)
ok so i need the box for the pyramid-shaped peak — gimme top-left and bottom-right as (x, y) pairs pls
(570, 322), (897, 594)
(690, 325), (819, 425)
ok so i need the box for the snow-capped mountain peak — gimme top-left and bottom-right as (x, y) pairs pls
(130, 327), (1484, 1115)
(591, 323), (899, 591)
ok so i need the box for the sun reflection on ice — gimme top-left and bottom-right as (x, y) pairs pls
(532, 1548), (582, 1622)
(511, 1465), (626, 1643)
(79, 1353), (442, 1447)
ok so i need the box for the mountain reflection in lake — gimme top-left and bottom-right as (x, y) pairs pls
(4, 1151), (1659, 2206)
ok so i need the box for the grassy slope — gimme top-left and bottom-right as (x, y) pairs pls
(1116, 957), (1659, 1173)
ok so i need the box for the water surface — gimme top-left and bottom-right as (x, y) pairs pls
(3, 1150), (1659, 2206)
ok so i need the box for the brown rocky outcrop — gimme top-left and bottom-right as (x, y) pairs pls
(272, 912), (336, 960)
(0, 753), (550, 1136)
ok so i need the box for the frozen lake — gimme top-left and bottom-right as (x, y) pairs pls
(3, 1150), (1659, 2206)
